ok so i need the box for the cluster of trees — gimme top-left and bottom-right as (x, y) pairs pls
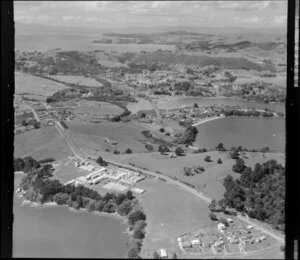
(174, 126), (198, 145)
(193, 147), (207, 153)
(38, 158), (55, 164)
(183, 165), (205, 176)
(221, 108), (274, 118)
(141, 130), (171, 147)
(96, 156), (108, 166)
(220, 159), (285, 231)
(14, 156), (40, 173)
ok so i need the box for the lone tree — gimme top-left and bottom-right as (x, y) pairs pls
(175, 146), (185, 156)
(125, 148), (133, 154)
(96, 156), (108, 166)
(209, 199), (217, 211)
(217, 158), (223, 164)
(159, 128), (165, 133)
(216, 143), (226, 151)
(230, 149), (240, 160)
(204, 155), (212, 162)
(209, 212), (218, 221)
(193, 103), (198, 108)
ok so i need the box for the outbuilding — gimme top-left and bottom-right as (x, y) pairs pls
(191, 239), (201, 246)
(159, 249), (168, 258)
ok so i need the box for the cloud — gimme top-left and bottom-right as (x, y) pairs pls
(234, 16), (261, 24)
(15, 14), (51, 24)
(214, 1), (278, 11)
(273, 15), (287, 25)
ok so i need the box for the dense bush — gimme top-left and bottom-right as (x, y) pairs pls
(38, 158), (55, 164)
(175, 146), (185, 156)
(14, 157), (40, 173)
(125, 148), (133, 154)
(96, 156), (108, 166)
(204, 156), (212, 162)
(232, 158), (246, 173)
(217, 158), (223, 164)
(175, 126), (198, 145)
(219, 159), (285, 231)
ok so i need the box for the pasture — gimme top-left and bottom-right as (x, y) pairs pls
(65, 121), (167, 153)
(137, 178), (212, 258)
(48, 75), (103, 87)
(71, 101), (124, 120)
(14, 127), (70, 160)
(15, 72), (68, 99)
(105, 151), (285, 201)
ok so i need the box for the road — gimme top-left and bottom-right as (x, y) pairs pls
(53, 121), (284, 244)
(149, 99), (162, 120)
(23, 104), (40, 122)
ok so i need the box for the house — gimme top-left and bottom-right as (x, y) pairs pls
(159, 249), (168, 258)
(247, 225), (254, 229)
(191, 239), (201, 246)
(226, 218), (233, 223)
(218, 223), (226, 230)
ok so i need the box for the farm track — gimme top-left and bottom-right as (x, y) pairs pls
(53, 121), (284, 245)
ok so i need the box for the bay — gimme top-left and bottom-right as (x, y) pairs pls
(13, 176), (128, 258)
(194, 116), (285, 152)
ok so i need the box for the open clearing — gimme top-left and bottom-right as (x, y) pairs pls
(48, 75), (103, 87)
(65, 121), (170, 153)
(137, 178), (213, 258)
(15, 72), (69, 99)
(104, 151), (285, 201)
(71, 101), (123, 119)
(14, 127), (70, 160)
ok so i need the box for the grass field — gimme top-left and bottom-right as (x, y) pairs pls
(137, 178), (213, 258)
(72, 101), (123, 117)
(15, 72), (68, 99)
(14, 127), (71, 160)
(104, 151), (285, 201)
(48, 75), (103, 87)
(65, 121), (170, 153)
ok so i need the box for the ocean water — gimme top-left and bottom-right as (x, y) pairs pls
(194, 116), (285, 151)
(13, 176), (128, 258)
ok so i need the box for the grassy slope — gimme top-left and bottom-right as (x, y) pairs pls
(138, 178), (212, 258)
(105, 151), (285, 201)
(14, 127), (70, 160)
(15, 72), (68, 99)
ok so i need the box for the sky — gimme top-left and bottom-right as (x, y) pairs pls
(14, 1), (287, 29)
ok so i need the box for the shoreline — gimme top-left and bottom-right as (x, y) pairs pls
(192, 116), (225, 127)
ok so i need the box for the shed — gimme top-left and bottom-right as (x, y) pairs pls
(218, 223), (226, 230)
(247, 225), (254, 229)
(191, 239), (201, 246)
(159, 249), (168, 258)
(226, 218), (233, 223)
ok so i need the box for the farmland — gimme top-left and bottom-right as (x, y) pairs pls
(103, 151), (285, 201)
(15, 72), (69, 100)
(14, 127), (71, 160)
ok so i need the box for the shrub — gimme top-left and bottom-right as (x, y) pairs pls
(209, 212), (218, 221)
(159, 128), (165, 133)
(216, 143), (226, 151)
(145, 144), (154, 151)
(158, 144), (170, 154)
(232, 158), (246, 173)
(133, 229), (145, 239)
(204, 156), (212, 162)
(125, 148), (133, 154)
(175, 146), (185, 156)
(217, 158), (223, 164)
(38, 158), (55, 164)
(96, 156), (108, 166)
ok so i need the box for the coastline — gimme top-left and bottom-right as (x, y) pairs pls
(192, 116), (225, 127)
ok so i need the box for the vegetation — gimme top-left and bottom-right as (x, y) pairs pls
(59, 121), (68, 129)
(232, 158), (246, 173)
(174, 146), (185, 156)
(38, 158), (55, 164)
(141, 130), (171, 147)
(158, 144), (170, 155)
(216, 143), (226, 151)
(220, 159), (285, 231)
(174, 126), (198, 145)
(96, 156), (108, 166)
(204, 155), (213, 162)
(14, 156), (40, 173)
(125, 148), (133, 154)
(183, 165), (205, 176)
(217, 158), (223, 164)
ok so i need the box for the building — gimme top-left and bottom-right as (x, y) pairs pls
(247, 225), (254, 229)
(191, 239), (201, 246)
(182, 241), (192, 249)
(218, 223), (226, 231)
(226, 218), (233, 223)
(159, 249), (168, 258)
(131, 187), (145, 194)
